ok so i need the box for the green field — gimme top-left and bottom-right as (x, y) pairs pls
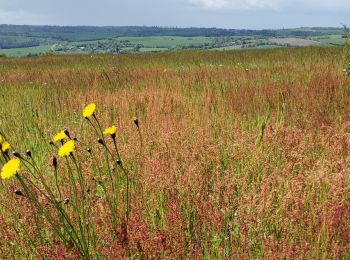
(0, 45), (52, 57)
(119, 36), (213, 48)
(310, 34), (346, 46)
(0, 25), (346, 57)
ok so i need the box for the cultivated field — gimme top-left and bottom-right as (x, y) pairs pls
(268, 37), (321, 47)
(0, 47), (350, 258)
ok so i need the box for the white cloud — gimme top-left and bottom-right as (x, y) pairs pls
(186, 0), (350, 12)
(187, 0), (230, 9)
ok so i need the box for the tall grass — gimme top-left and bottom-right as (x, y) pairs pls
(0, 47), (350, 258)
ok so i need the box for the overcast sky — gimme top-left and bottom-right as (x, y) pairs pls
(0, 0), (349, 29)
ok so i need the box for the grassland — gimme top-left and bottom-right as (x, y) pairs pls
(311, 35), (346, 46)
(0, 47), (350, 258)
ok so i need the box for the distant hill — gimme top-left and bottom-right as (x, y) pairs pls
(0, 25), (345, 57)
(0, 25), (344, 41)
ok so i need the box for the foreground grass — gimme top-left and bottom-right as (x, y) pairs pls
(0, 47), (350, 258)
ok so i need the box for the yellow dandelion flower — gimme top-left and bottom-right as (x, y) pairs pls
(58, 140), (75, 157)
(53, 131), (68, 142)
(0, 136), (2, 143)
(103, 126), (117, 136)
(1, 158), (20, 179)
(83, 103), (96, 118)
(1, 141), (10, 153)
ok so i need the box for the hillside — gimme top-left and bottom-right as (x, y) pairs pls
(0, 25), (346, 57)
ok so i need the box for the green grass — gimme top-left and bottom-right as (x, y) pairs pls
(119, 36), (214, 48)
(0, 45), (52, 57)
(139, 47), (169, 52)
(310, 35), (346, 46)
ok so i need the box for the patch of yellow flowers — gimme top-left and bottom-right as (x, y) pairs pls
(103, 125), (117, 136)
(1, 158), (20, 179)
(0, 135), (10, 153)
(58, 140), (75, 157)
(83, 103), (96, 119)
(1, 103), (137, 181)
(53, 131), (68, 142)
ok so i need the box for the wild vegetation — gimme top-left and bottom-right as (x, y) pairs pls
(0, 46), (350, 258)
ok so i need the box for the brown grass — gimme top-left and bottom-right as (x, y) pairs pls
(0, 47), (350, 258)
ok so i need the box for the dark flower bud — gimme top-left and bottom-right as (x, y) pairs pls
(73, 137), (78, 141)
(133, 116), (139, 127)
(87, 148), (92, 153)
(117, 160), (122, 166)
(25, 149), (32, 157)
(64, 128), (71, 139)
(14, 189), (24, 196)
(12, 151), (22, 159)
(64, 198), (70, 205)
(49, 141), (55, 146)
(87, 188), (91, 193)
(52, 156), (58, 169)
(97, 138), (104, 145)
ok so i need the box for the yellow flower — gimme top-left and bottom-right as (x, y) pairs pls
(58, 140), (75, 157)
(0, 136), (2, 143)
(103, 126), (117, 136)
(53, 131), (68, 142)
(83, 103), (96, 118)
(1, 158), (20, 179)
(1, 141), (10, 153)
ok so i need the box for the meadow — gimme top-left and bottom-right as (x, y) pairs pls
(0, 46), (350, 258)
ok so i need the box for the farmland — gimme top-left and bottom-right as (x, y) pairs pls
(1, 46), (350, 258)
(0, 25), (346, 56)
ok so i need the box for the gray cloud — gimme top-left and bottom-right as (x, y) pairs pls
(0, 0), (348, 28)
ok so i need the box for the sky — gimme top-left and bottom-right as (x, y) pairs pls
(0, 0), (349, 29)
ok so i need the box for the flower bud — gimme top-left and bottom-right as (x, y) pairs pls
(12, 151), (22, 159)
(14, 189), (24, 196)
(133, 116), (139, 127)
(97, 138), (105, 145)
(25, 149), (32, 157)
(52, 156), (58, 169)
(64, 128), (71, 139)
(64, 198), (70, 205)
